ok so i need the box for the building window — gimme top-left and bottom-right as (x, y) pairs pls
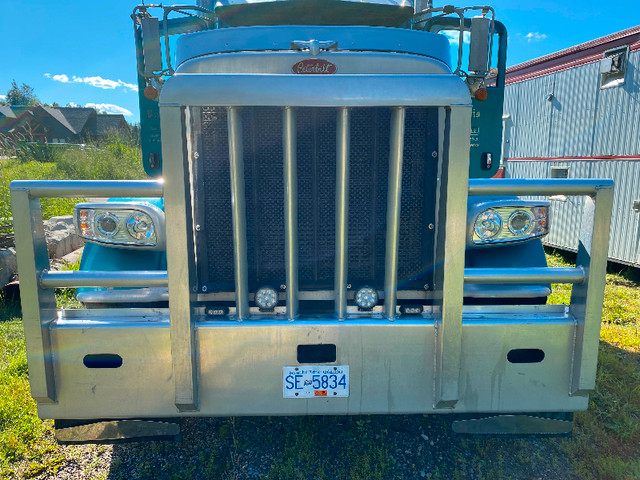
(600, 46), (629, 89)
(550, 166), (569, 179)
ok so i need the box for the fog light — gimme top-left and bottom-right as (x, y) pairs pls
(474, 209), (502, 240)
(95, 212), (120, 237)
(355, 287), (378, 311)
(255, 287), (278, 311)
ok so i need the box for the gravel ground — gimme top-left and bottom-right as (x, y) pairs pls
(34, 415), (573, 480)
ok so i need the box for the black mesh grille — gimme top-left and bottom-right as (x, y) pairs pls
(195, 106), (438, 293)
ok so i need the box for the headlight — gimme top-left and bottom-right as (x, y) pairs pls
(474, 209), (503, 240)
(74, 202), (165, 249)
(469, 202), (549, 246)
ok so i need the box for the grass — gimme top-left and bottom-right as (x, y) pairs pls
(546, 250), (640, 480)
(0, 134), (146, 229)
(0, 315), (57, 478)
(0, 250), (638, 478)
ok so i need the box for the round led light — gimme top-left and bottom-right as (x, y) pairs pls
(355, 287), (379, 311)
(474, 209), (502, 240)
(508, 210), (533, 235)
(127, 212), (155, 241)
(255, 287), (278, 311)
(95, 212), (120, 237)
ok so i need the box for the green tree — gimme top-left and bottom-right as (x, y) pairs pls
(5, 80), (40, 106)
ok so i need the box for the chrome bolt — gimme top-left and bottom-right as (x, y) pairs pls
(195, 224), (201, 231)
(423, 284), (430, 291)
(193, 152), (200, 159)
(346, 284), (352, 289)
(192, 286), (197, 292)
(202, 285), (208, 292)
(280, 284), (286, 290)
(432, 151), (438, 158)
(428, 223), (434, 230)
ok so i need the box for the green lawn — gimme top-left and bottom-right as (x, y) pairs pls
(0, 136), (146, 227)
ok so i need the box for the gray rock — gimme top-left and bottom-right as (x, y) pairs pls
(0, 215), (84, 288)
(43, 215), (84, 259)
(0, 247), (17, 286)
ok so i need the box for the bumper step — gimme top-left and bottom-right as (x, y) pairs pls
(55, 419), (181, 444)
(451, 413), (573, 436)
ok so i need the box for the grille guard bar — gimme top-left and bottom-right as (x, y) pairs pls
(11, 176), (612, 411)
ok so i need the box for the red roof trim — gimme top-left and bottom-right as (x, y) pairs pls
(507, 155), (640, 162)
(506, 25), (640, 85)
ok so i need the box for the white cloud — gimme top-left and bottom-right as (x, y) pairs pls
(443, 30), (470, 46)
(45, 73), (138, 92)
(525, 32), (548, 43)
(53, 74), (70, 83)
(0, 94), (6, 101)
(85, 103), (133, 116)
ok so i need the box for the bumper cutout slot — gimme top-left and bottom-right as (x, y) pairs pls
(83, 354), (123, 369)
(297, 344), (336, 364)
(507, 349), (545, 364)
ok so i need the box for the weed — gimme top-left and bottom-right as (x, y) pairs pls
(0, 133), (146, 232)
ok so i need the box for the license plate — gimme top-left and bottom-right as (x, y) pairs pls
(283, 365), (349, 398)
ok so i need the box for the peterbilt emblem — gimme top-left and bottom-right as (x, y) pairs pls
(292, 59), (337, 75)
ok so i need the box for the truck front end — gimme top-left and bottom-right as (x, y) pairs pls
(11, 0), (614, 442)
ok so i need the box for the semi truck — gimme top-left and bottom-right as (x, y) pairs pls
(10, 0), (614, 443)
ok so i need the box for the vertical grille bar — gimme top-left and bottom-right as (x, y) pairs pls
(383, 107), (406, 319)
(283, 107), (299, 319)
(227, 107), (250, 319)
(335, 107), (350, 318)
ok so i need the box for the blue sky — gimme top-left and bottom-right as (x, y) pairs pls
(1, 0), (638, 123)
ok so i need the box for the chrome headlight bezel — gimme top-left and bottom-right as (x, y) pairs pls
(468, 200), (550, 247)
(74, 202), (165, 250)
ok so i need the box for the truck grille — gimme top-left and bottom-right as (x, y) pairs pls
(193, 106), (439, 311)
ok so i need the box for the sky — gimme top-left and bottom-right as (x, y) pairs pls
(1, 0), (638, 123)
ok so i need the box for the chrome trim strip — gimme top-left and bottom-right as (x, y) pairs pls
(464, 267), (585, 285)
(468, 178), (615, 196)
(227, 107), (250, 320)
(383, 107), (405, 319)
(10, 180), (163, 198)
(463, 284), (551, 299)
(335, 107), (350, 319)
(160, 75), (472, 108)
(196, 289), (437, 302)
(40, 270), (169, 288)
(283, 107), (299, 319)
(76, 287), (169, 304)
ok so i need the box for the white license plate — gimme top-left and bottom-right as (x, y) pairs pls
(283, 365), (349, 398)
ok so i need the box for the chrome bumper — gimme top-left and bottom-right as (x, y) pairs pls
(39, 305), (587, 419)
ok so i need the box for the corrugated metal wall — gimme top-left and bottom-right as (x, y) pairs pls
(505, 49), (640, 266)
(505, 49), (640, 159)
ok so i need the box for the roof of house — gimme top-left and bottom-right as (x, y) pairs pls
(95, 114), (127, 136)
(55, 107), (96, 133)
(0, 106), (128, 139)
(0, 106), (17, 119)
(42, 106), (77, 134)
(506, 25), (640, 85)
